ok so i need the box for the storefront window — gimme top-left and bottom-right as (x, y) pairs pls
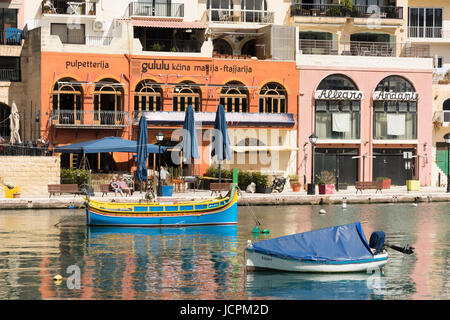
(259, 82), (286, 113)
(52, 78), (82, 125)
(134, 80), (162, 119)
(373, 76), (417, 140)
(220, 81), (248, 112)
(173, 82), (201, 112)
(93, 79), (124, 125)
(314, 74), (361, 140)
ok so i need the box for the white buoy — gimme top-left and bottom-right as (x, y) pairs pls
(319, 209), (326, 214)
(412, 203), (418, 207)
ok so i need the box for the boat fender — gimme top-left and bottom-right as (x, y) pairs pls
(252, 226), (260, 233)
(319, 209), (326, 214)
(261, 229), (270, 234)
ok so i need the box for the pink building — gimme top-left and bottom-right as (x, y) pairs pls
(297, 55), (433, 187)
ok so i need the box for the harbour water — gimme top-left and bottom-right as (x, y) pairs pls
(0, 202), (448, 300)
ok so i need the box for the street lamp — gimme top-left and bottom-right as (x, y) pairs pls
(308, 133), (318, 195)
(156, 131), (164, 196)
(445, 133), (450, 193)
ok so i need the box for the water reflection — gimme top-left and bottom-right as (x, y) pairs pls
(246, 272), (385, 300)
(85, 225), (239, 299)
(0, 202), (449, 300)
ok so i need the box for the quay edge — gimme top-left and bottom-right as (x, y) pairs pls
(1, 193), (450, 210)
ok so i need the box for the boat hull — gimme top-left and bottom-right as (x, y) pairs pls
(246, 247), (388, 273)
(86, 187), (238, 227)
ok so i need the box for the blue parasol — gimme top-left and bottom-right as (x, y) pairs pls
(135, 116), (148, 184)
(211, 104), (231, 183)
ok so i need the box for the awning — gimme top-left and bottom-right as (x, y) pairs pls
(142, 111), (295, 127)
(231, 146), (299, 153)
(126, 19), (206, 29)
(55, 137), (167, 154)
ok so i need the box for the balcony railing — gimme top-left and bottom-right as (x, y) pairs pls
(208, 9), (274, 24)
(129, 2), (184, 18)
(0, 69), (21, 82)
(51, 110), (130, 127)
(141, 39), (202, 53)
(408, 26), (450, 39)
(299, 39), (430, 58)
(42, 0), (97, 16)
(290, 3), (403, 19)
(0, 29), (23, 45)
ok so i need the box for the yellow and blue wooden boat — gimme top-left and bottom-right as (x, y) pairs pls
(85, 177), (238, 227)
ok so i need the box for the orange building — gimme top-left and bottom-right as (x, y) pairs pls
(41, 51), (299, 176)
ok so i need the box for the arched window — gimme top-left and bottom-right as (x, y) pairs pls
(0, 103), (10, 138)
(315, 74), (361, 139)
(373, 76), (417, 140)
(173, 81), (201, 112)
(241, 39), (256, 56)
(93, 78), (124, 125)
(259, 82), (286, 113)
(134, 80), (162, 119)
(213, 39), (233, 55)
(52, 78), (82, 124)
(220, 81), (248, 112)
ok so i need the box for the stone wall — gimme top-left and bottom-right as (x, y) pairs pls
(0, 156), (60, 197)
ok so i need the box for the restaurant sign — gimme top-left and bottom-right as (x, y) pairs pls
(373, 91), (418, 101)
(315, 90), (364, 100)
(138, 59), (253, 75)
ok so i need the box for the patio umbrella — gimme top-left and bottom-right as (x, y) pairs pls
(9, 101), (21, 144)
(211, 104), (231, 183)
(181, 105), (199, 175)
(135, 116), (148, 191)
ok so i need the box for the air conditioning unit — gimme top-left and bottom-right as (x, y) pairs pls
(93, 20), (105, 32)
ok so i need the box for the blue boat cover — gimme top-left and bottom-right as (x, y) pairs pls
(252, 222), (374, 262)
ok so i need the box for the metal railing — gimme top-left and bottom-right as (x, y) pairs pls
(54, 33), (113, 46)
(42, 0), (97, 15)
(208, 8), (275, 23)
(408, 26), (450, 39)
(299, 39), (430, 58)
(129, 2), (184, 17)
(50, 110), (130, 127)
(0, 69), (21, 82)
(0, 30), (23, 45)
(141, 39), (202, 53)
(290, 3), (403, 19)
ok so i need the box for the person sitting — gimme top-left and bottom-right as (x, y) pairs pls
(118, 175), (132, 196)
(110, 177), (123, 197)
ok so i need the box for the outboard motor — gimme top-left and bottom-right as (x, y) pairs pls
(369, 231), (386, 255)
(271, 177), (286, 193)
(370, 231), (415, 255)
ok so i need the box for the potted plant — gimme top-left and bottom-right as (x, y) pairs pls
(317, 170), (335, 195)
(288, 174), (301, 192)
(238, 170), (252, 191)
(252, 172), (272, 193)
(161, 175), (173, 196)
(376, 177), (391, 189)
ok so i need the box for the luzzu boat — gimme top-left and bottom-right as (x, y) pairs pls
(85, 183), (238, 227)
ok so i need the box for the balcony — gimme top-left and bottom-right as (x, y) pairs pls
(129, 2), (184, 18)
(408, 26), (450, 41)
(0, 29), (23, 46)
(299, 39), (430, 58)
(51, 110), (130, 128)
(42, 0), (97, 16)
(290, 3), (403, 19)
(207, 9), (274, 24)
(0, 69), (21, 82)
